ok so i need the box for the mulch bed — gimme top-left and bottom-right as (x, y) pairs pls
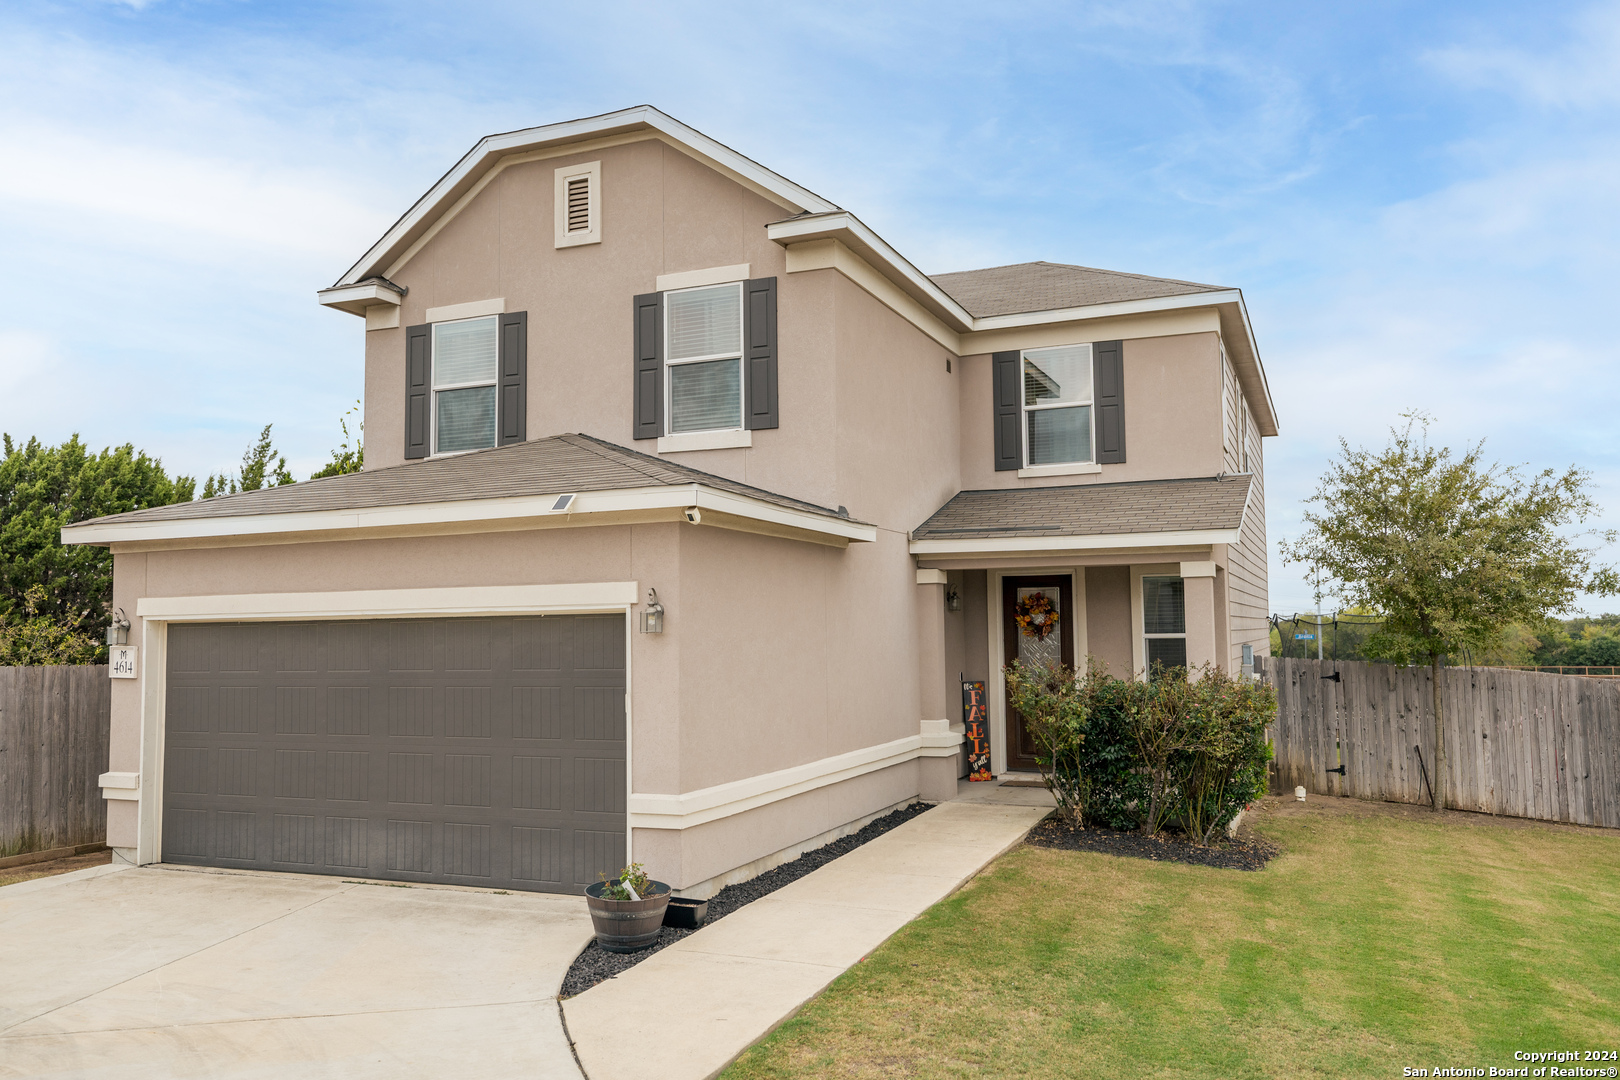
(1025, 814), (1279, 871)
(560, 800), (935, 998)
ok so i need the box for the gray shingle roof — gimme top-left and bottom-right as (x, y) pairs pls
(928, 261), (1229, 319)
(912, 475), (1252, 541)
(74, 433), (851, 527)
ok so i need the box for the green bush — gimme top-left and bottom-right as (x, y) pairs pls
(1003, 659), (1275, 844)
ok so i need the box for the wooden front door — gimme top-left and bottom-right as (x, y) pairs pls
(1001, 575), (1075, 772)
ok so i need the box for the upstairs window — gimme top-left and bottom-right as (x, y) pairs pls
(1022, 343), (1093, 466)
(432, 316), (498, 454)
(665, 282), (743, 434)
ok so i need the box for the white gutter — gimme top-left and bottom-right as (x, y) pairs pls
(967, 289), (1245, 331)
(60, 483), (876, 548)
(908, 528), (1242, 556)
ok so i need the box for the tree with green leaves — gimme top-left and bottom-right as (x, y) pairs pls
(0, 434), (195, 648)
(201, 424), (295, 498)
(311, 401), (364, 479)
(0, 584), (101, 665)
(1280, 414), (1617, 810)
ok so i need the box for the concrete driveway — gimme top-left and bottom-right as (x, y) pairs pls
(0, 863), (593, 1079)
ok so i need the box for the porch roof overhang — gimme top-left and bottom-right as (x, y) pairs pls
(61, 433), (875, 552)
(909, 474), (1252, 561)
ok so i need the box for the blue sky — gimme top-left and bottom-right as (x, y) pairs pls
(2, 0), (1617, 616)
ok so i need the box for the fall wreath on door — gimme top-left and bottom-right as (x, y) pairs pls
(1013, 591), (1060, 640)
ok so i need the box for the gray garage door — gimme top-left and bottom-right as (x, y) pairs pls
(162, 615), (625, 893)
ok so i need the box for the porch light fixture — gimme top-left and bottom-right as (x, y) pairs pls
(945, 586), (962, 612)
(105, 608), (131, 647)
(639, 588), (665, 634)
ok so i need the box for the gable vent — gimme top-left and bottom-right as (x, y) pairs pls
(567, 176), (591, 233)
(555, 161), (601, 248)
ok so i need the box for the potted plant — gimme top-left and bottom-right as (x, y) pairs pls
(584, 863), (672, 952)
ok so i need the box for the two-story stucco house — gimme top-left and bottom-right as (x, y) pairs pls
(66, 106), (1277, 898)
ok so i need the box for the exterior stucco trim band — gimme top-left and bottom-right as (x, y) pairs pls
(628, 729), (963, 831)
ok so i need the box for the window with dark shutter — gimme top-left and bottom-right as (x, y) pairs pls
(992, 350), (1021, 471)
(743, 277), (778, 430)
(1093, 339), (1126, 464)
(632, 292), (663, 439)
(404, 323), (431, 459)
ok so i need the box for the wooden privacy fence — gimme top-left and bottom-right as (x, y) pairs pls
(1257, 656), (1620, 829)
(0, 666), (111, 854)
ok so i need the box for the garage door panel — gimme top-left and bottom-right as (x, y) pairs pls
(164, 616), (625, 892)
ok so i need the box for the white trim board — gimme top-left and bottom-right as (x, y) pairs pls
(62, 484), (877, 550)
(628, 729), (961, 831)
(909, 528), (1242, 557)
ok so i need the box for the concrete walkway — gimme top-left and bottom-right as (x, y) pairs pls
(563, 794), (1050, 1080)
(0, 863), (593, 1079)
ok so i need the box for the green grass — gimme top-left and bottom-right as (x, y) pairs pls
(721, 799), (1620, 1080)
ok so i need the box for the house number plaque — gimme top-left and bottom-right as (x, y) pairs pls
(961, 680), (991, 781)
(109, 646), (138, 679)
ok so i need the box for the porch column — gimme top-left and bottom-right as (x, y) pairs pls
(1180, 561), (1220, 671)
(915, 569), (961, 801)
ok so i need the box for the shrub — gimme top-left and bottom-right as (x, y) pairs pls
(1003, 658), (1275, 844)
(1004, 659), (1090, 824)
(1169, 666), (1276, 845)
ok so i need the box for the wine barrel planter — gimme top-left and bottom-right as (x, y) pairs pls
(584, 881), (673, 952)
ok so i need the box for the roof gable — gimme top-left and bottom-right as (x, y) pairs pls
(331, 106), (840, 289)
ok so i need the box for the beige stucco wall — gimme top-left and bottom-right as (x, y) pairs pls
(956, 331), (1225, 492)
(1083, 566), (1133, 676)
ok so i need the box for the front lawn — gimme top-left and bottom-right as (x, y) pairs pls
(722, 796), (1620, 1080)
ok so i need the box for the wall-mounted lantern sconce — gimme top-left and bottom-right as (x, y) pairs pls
(106, 608), (131, 647)
(945, 586), (962, 613)
(639, 588), (665, 634)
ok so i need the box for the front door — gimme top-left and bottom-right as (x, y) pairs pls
(1001, 575), (1075, 771)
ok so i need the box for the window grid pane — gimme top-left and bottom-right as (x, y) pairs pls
(1027, 406), (1092, 466)
(666, 285), (742, 361)
(1023, 345), (1091, 407)
(436, 386), (497, 453)
(1147, 637), (1188, 673)
(1142, 576), (1186, 635)
(669, 358), (741, 433)
(433, 317), (498, 387)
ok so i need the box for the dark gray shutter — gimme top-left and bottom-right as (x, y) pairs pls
(992, 350), (1021, 471)
(743, 277), (778, 430)
(1093, 339), (1126, 464)
(632, 292), (663, 440)
(405, 323), (430, 459)
(498, 311), (526, 445)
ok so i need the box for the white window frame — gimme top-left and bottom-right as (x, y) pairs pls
(554, 161), (601, 248)
(663, 281), (745, 437)
(1021, 343), (1095, 468)
(430, 314), (499, 457)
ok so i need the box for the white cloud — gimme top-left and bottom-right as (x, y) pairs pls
(1425, 2), (1620, 109)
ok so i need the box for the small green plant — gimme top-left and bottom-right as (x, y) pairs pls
(598, 862), (655, 900)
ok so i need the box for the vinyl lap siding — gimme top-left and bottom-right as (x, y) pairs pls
(1226, 423), (1269, 665)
